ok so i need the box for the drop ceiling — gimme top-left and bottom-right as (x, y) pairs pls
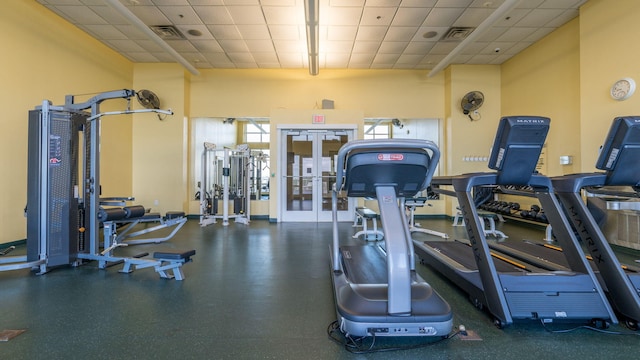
(35, 0), (588, 74)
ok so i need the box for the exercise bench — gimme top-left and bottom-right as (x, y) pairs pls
(453, 208), (507, 239)
(116, 210), (187, 245)
(405, 197), (449, 238)
(119, 249), (196, 281)
(352, 206), (384, 241)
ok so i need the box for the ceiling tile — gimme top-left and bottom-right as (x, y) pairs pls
(395, 54), (424, 66)
(37, 0), (586, 72)
(104, 39), (147, 52)
(434, 0), (474, 8)
(190, 39), (225, 53)
(268, 25), (302, 40)
(328, 26), (358, 41)
(263, 5), (303, 25)
(193, 6), (234, 24)
(356, 26), (388, 41)
(378, 41), (408, 53)
(123, 52), (160, 62)
(325, 53), (351, 67)
(403, 41), (436, 54)
(372, 53), (400, 65)
(423, 7), (465, 27)
(323, 40), (355, 53)
(401, 0), (437, 7)
(495, 27), (536, 42)
(361, 7), (396, 26)
(385, 27), (419, 41)
(517, 8), (565, 27)
(226, 6), (266, 25)
(80, 24), (127, 39)
(207, 25), (242, 39)
(245, 39), (276, 52)
(349, 53), (375, 66)
(236, 24), (272, 40)
(325, 7), (363, 26)
(367, 0), (402, 6)
(164, 39), (199, 52)
(52, 5), (107, 24)
(88, 5), (129, 25)
(176, 24), (215, 39)
(272, 39), (304, 53)
(158, 5), (203, 25)
(218, 39), (251, 52)
(391, 7), (431, 26)
(352, 41), (381, 53)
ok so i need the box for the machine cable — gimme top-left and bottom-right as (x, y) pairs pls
(326, 320), (464, 354)
(539, 319), (640, 336)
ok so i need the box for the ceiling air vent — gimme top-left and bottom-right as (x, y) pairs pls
(149, 25), (186, 40)
(441, 27), (475, 41)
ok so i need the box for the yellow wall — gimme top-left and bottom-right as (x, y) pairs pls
(0, 0), (133, 243)
(579, 0), (640, 170)
(190, 69), (445, 119)
(440, 65), (502, 216)
(189, 69), (445, 219)
(6, 0), (640, 242)
(502, 18), (581, 176)
(132, 64), (190, 215)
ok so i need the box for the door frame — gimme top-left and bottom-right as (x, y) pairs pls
(277, 124), (357, 222)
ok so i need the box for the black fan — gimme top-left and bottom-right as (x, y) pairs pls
(136, 89), (160, 110)
(461, 91), (484, 120)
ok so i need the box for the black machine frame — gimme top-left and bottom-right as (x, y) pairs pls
(552, 116), (640, 329)
(415, 116), (617, 328)
(13, 90), (194, 279)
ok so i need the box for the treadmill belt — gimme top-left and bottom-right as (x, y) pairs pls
(340, 245), (387, 284)
(500, 240), (639, 274)
(424, 240), (528, 273)
(501, 241), (570, 268)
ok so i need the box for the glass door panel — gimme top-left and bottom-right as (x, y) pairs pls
(280, 129), (353, 222)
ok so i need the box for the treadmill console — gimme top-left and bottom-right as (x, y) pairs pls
(344, 147), (431, 198)
(488, 116), (550, 185)
(595, 116), (640, 186)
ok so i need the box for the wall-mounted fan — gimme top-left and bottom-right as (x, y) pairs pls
(135, 89), (168, 120)
(461, 91), (484, 121)
(136, 89), (160, 110)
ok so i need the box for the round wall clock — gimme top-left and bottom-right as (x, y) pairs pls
(610, 77), (636, 101)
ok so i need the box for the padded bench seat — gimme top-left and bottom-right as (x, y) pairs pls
(353, 207), (383, 241)
(153, 249), (196, 260)
(152, 249), (196, 281)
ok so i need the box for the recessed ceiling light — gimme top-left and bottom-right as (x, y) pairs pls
(423, 31), (438, 39)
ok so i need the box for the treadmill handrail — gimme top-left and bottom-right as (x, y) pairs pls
(335, 139), (440, 194)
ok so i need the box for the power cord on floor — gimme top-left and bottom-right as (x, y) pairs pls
(326, 320), (463, 354)
(539, 319), (640, 336)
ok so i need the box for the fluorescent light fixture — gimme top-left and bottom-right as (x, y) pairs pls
(304, 0), (319, 76)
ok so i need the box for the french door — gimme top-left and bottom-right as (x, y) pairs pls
(279, 127), (354, 222)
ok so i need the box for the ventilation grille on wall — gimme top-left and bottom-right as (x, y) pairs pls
(149, 25), (186, 40)
(441, 27), (476, 41)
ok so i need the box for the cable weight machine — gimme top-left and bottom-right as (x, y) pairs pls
(18, 89), (195, 279)
(199, 143), (252, 226)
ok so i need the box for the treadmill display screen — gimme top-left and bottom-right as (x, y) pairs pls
(595, 116), (640, 185)
(487, 116), (550, 185)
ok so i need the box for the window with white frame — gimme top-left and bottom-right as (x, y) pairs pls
(363, 120), (390, 139)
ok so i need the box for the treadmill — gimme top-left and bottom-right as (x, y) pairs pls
(414, 116), (618, 328)
(330, 139), (453, 337)
(549, 116), (640, 329)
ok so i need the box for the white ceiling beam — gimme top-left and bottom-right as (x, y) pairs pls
(104, 0), (201, 76)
